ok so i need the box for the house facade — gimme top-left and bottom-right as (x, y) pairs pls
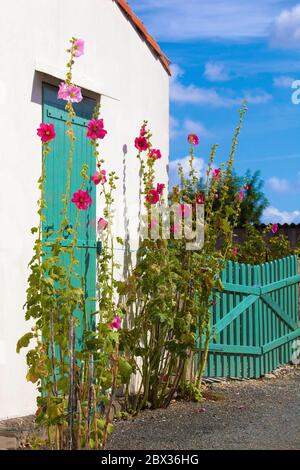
(0, 0), (170, 419)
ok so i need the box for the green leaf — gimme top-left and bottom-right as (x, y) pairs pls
(16, 332), (33, 353)
(118, 358), (133, 383)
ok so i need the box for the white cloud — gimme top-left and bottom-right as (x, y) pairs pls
(183, 119), (211, 138)
(129, 0), (289, 42)
(170, 114), (211, 141)
(267, 176), (291, 192)
(273, 75), (295, 88)
(263, 206), (300, 224)
(204, 62), (230, 82)
(271, 5), (300, 49)
(169, 155), (206, 186)
(170, 64), (272, 107)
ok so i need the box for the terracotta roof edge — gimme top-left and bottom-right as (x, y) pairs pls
(114, 0), (171, 75)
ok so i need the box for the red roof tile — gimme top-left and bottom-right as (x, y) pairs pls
(114, 0), (171, 75)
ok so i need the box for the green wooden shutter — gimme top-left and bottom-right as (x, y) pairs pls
(42, 83), (97, 350)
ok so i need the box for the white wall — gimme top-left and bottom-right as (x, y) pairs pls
(0, 0), (169, 420)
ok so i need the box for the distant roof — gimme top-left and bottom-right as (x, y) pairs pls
(114, 0), (171, 75)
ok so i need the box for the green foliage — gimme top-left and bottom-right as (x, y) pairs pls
(236, 224), (295, 264)
(17, 39), (123, 450)
(188, 169), (269, 226)
(118, 106), (248, 413)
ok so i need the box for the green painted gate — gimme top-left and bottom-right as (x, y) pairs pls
(42, 83), (97, 349)
(205, 255), (300, 378)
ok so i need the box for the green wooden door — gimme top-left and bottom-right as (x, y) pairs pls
(42, 83), (97, 350)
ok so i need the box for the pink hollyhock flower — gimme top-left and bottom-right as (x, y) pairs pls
(140, 127), (147, 137)
(188, 134), (200, 146)
(91, 170), (107, 185)
(271, 224), (278, 234)
(110, 315), (122, 331)
(233, 246), (238, 257)
(171, 223), (181, 235)
(196, 193), (204, 205)
(244, 185), (250, 191)
(58, 83), (83, 103)
(150, 149), (162, 160)
(87, 118), (107, 140)
(71, 189), (92, 210)
(97, 217), (108, 232)
(214, 193), (219, 199)
(146, 189), (160, 204)
(156, 183), (165, 195)
(177, 203), (192, 218)
(37, 123), (56, 143)
(71, 38), (85, 57)
(239, 190), (244, 203)
(212, 301), (217, 306)
(58, 82), (69, 100)
(212, 168), (221, 179)
(135, 136), (149, 152)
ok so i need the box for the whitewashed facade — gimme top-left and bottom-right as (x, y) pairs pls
(0, 0), (169, 419)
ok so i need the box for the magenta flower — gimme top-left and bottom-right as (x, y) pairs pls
(110, 315), (122, 331)
(87, 118), (107, 140)
(91, 170), (107, 185)
(71, 189), (92, 210)
(71, 38), (85, 57)
(188, 134), (200, 146)
(156, 183), (165, 195)
(271, 224), (278, 234)
(239, 190), (244, 203)
(135, 136), (149, 152)
(214, 193), (219, 199)
(140, 126), (147, 137)
(58, 82), (83, 103)
(196, 193), (204, 205)
(97, 217), (108, 232)
(146, 189), (160, 204)
(233, 246), (238, 257)
(150, 149), (162, 160)
(212, 168), (221, 180)
(37, 123), (56, 143)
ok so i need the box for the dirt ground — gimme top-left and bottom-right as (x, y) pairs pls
(108, 366), (300, 450)
(1, 365), (299, 450)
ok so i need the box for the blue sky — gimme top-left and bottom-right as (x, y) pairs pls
(129, 0), (300, 223)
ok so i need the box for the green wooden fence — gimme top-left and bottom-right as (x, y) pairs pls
(205, 255), (300, 378)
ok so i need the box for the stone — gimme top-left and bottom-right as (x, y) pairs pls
(0, 435), (17, 450)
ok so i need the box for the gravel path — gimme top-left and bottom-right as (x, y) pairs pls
(108, 367), (300, 450)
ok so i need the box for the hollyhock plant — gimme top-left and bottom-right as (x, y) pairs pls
(71, 189), (92, 210)
(87, 118), (107, 140)
(98, 217), (108, 232)
(110, 315), (122, 330)
(212, 168), (221, 179)
(146, 189), (160, 204)
(239, 190), (244, 203)
(156, 183), (165, 195)
(196, 193), (204, 205)
(188, 134), (199, 146)
(91, 170), (107, 185)
(150, 149), (162, 161)
(233, 246), (238, 257)
(271, 224), (279, 234)
(58, 82), (83, 103)
(140, 126), (147, 137)
(71, 38), (85, 57)
(37, 123), (56, 143)
(135, 136), (149, 152)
